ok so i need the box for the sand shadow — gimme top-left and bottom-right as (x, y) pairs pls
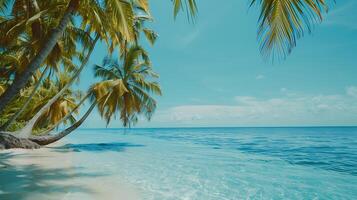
(50, 142), (145, 153)
(0, 152), (105, 199)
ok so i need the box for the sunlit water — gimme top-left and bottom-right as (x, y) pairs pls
(2, 127), (357, 199)
(60, 127), (357, 200)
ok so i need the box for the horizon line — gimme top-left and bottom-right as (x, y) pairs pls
(77, 125), (357, 130)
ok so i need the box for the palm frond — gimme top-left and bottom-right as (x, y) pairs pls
(172, 0), (198, 20)
(251, 0), (328, 60)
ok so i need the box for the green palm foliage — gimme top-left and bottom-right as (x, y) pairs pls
(23, 74), (80, 130)
(91, 46), (161, 127)
(0, 85), (5, 95)
(173, 0), (198, 20)
(0, 0), (88, 75)
(250, 0), (328, 59)
(0, 72), (80, 131)
(0, 0), (336, 145)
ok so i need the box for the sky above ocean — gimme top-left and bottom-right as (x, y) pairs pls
(78, 0), (357, 128)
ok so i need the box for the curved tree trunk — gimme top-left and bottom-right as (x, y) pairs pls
(0, 0), (80, 114)
(39, 93), (90, 135)
(16, 36), (99, 138)
(0, 66), (49, 131)
(0, 132), (40, 149)
(30, 102), (96, 146)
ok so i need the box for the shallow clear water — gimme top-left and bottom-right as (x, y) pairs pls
(59, 127), (357, 200)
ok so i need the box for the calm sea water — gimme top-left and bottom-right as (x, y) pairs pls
(59, 127), (357, 200)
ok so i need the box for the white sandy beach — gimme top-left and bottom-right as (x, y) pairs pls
(0, 142), (139, 200)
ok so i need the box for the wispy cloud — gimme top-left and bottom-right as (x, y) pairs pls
(346, 86), (357, 98)
(180, 28), (201, 47)
(255, 74), (265, 80)
(149, 86), (357, 126)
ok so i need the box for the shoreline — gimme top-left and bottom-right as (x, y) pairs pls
(0, 142), (139, 200)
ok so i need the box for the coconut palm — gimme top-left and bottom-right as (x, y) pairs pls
(92, 46), (161, 127)
(29, 45), (161, 145)
(0, 0), (133, 112)
(0, 0), (198, 112)
(14, 0), (162, 136)
(0, 0), (334, 148)
(0, 29), (87, 131)
(14, 34), (99, 138)
(0, 0), (80, 112)
(0, 0), (92, 128)
(22, 74), (81, 131)
(0, 71), (80, 132)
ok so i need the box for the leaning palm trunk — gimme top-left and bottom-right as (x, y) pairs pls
(0, 0), (80, 113)
(29, 102), (96, 145)
(0, 66), (49, 131)
(39, 93), (90, 135)
(16, 36), (99, 138)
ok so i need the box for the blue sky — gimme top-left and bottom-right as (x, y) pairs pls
(80, 0), (357, 128)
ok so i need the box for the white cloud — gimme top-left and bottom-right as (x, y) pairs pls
(256, 74), (265, 80)
(280, 88), (287, 93)
(149, 86), (357, 126)
(346, 86), (357, 98)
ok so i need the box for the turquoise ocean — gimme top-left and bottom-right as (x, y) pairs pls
(63, 127), (357, 199)
(1, 127), (357, 199)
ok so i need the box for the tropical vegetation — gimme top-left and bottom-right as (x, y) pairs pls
(0, 0), (330, 148)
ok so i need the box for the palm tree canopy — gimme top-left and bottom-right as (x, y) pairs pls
(25, 73), (81, 130)
(91, 46), (161, 127)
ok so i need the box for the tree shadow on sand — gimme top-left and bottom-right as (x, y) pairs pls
(50, 142), (145, 153)
(0, 152), (105, 199)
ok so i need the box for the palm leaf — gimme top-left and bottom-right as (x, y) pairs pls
(251, 0), (328, 60)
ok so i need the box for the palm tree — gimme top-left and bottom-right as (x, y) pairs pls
(92, 46), (162, 127)
(0, 0), (81, 112)
(0, 71), (80, 132)
(22, 74), (81, 131)
(0, 0), (198, 112)
(0, 0), (92, 127)
(0, 28), (87, 131)
(0, 0), (136, 112)
(14, 34), (99, 138)
(13, 0), (161, 137)
(0, 0), (332, 148)
(29, 45), (161, 145)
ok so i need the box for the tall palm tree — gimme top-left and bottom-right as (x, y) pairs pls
(0, 0), (198, 112)
(0, 0), (81, 111)
(15, 34), (99, 138)
(0, 0), (134, 112)
(0, 0), (91, 119)
(0, 26), (87, 131)
(15, 0), (161, 136)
